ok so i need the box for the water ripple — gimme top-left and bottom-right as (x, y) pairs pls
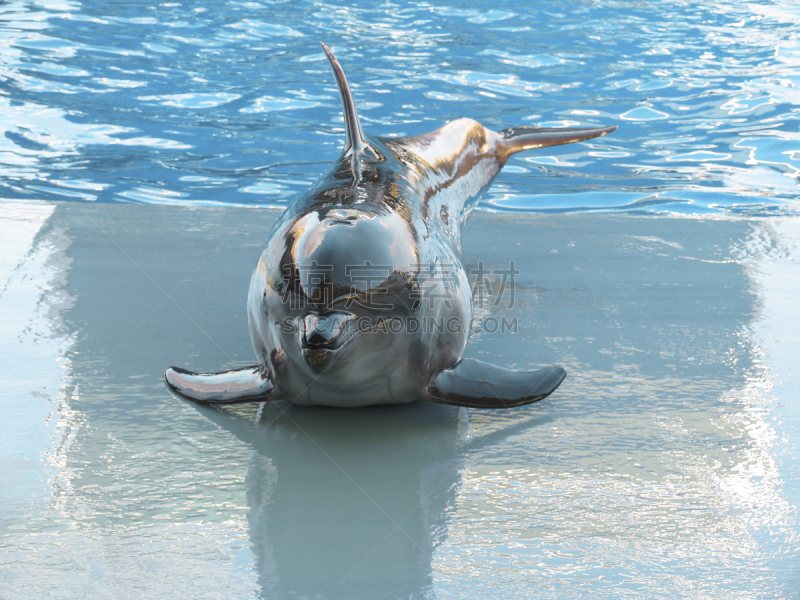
(0, 0), (798, 213)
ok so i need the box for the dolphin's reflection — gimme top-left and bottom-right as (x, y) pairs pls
(190, 399), (551, 599)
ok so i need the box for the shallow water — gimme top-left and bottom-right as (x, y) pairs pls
(1, 203), (799, 598)
(1, 0), (799, 214)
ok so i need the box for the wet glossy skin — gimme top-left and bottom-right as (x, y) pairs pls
(249, 122), (489, 406)
(165, 44), (615, 407)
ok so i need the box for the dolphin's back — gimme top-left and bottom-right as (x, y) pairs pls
(380, 120), (617, 222)
(320, 44), (615, 232)
(379, 120), (503, 231)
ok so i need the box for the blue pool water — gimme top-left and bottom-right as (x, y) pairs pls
(1, 0), (799, 215)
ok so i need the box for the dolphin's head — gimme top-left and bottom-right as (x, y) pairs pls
(251, 204), (421, 389)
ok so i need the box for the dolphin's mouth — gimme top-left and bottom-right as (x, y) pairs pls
(301, 347), (335, 373)
(300, 312), (357, 373)
(301, 312), (357, 350)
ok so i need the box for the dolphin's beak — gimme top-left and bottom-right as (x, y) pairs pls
(300, 312), (356, 373)
(497, 125), (617, 161)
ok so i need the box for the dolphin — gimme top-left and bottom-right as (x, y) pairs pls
(165, 43), (616, 408)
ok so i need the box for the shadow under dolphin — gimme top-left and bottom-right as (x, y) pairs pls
(185, 396), (554, 599)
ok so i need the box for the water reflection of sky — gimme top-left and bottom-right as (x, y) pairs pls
(0, 0), (798, 214)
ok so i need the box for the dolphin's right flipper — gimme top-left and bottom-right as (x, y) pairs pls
(165, 366), (274, 404)
(426, 358), (566, 409)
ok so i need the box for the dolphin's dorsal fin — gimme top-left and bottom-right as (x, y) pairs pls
(321, 42), (369, 156)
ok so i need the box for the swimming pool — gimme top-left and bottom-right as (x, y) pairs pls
(1, 1), (799, 598)
(1, 0), (799, 215)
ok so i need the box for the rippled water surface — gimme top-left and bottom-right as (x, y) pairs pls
(1, 0), (799, 214)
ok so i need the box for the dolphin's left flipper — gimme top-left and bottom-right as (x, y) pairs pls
(426, 358), (566, 409)
(165, 366), (274, 404)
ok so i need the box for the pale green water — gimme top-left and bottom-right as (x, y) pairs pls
(1, 203), (798, 598)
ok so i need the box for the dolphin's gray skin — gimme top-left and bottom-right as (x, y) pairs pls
(165, 43), (616, 408)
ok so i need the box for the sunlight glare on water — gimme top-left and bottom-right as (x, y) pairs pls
(0, 0), (799, 214)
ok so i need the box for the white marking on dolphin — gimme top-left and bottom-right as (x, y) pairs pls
(165, 43), (616, 408)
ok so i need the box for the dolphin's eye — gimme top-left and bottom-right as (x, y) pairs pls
(326, 217), (358, 227)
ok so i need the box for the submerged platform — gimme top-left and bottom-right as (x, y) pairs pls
(1, 202), (798, 598)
